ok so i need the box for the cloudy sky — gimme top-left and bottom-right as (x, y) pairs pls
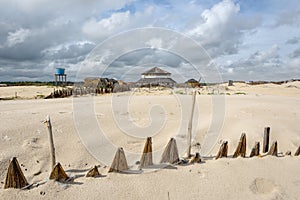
(0, 0), (299, 82)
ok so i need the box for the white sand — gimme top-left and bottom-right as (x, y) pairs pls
(0, 83), (300, 199)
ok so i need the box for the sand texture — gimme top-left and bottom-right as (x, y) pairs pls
(0, 83), (300, 199)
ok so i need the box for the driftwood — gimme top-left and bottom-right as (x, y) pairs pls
(249, 142), (260, 157)
(86, 166), (100, 177)
(295, 145), (300, 156)
(215, 141), (228, 159)
(49, 162), (69, 182)
(139, 137), (153, 168)
(108, 147), (129, 173)
(160, 138), (179, 164)
(263, 127), (270, 153)
(4, 157), (28, 189)
(233, 133), (247, 158)
(267, 141), (278, 156)
(44, 115), (56, 170)
(188, 153), (201, 164)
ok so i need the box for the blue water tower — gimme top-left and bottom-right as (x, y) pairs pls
(55, 68), (67, 86)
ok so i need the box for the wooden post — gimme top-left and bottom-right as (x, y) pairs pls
(4, 157), (28, 189)
(139, 137), (153, 168)
(233, 133), (247, 158)
(263, 127), (270, 153)
(186, 91), (196, 158)
(294, 145), (300, 156)
(215, 141), (228, 159)
(249, 142), (260, 157)
(44, 115), (56, 169)
(267, 141), (278, 156)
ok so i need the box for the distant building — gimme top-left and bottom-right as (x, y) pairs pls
(185, 79), (200, 88)
(136, 67), (176, 87)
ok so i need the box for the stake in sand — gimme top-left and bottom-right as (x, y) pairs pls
(44, 115), (56, 169)
(4, 157), (28, 189)
(294, 145), (300, 156)
(249, 142), (260, 157)
(108, 147), (129, 173)
(49, 162), (69, 182)
(263, 127), (270, 153)
(86, 166), (100, 177)
(185, 91), (197, 158)
(215, 141), (228, 159)
(139, 137), (153, 168)
(160, 138), (179, 164)
(233, 133), (247, 158)
(267, 141), (278, 156)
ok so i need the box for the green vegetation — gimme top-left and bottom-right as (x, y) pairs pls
(234, 92), (247, 95)
(0, 81), (75, 86)
(175, 90), (184, 95)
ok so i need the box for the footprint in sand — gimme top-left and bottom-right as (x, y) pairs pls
(250, 178), (291, 200)
(250, 178), (276, 194)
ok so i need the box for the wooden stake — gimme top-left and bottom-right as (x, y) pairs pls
(188, 153), (201, 164)
(186, 91), (196, 158)
(263, 127), (270, 153)
(44, 115), (56, 170)
(267, 141), (278, 156)
(160, 138), (179, 164)
(4, 157), (28, 189)
(294, 145), (300, 156)
(233, 133), (247, 158)
(249, 142), (260, 157)
(139, 137), (153, 168)
(49, 162), (69, 182)
(108, 147), (129, 173)
(215, 141), (228, 159)
(86, 166), (100, 177)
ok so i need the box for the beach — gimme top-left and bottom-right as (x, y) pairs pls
(0, 83), (300, 200)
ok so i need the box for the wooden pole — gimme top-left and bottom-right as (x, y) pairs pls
(263, 127), (270, 153)
(44, 115), (56, 169)
(186, 91), (197, 158)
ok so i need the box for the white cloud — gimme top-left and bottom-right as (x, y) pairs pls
(7, 28), (31, 47)
(82, 11), (130, 40)
(187, 0), (240, 43)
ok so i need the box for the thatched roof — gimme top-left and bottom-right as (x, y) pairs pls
(142, 67), (171, 76)
(185, 79), (199, 83)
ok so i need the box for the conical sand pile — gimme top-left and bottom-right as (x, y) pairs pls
(4, 157), (28, 189)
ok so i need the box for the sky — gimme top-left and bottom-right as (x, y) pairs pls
(0, 0), (299, 82)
